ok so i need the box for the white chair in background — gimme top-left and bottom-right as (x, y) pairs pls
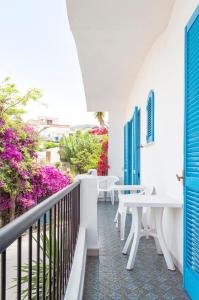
(97, 176), (119, 202)
(87, 169), (98, 176)
(117, 186), (155, 241)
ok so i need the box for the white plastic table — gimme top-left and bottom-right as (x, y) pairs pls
(111, 184), (145, 205)
(120, 194), (183, 270)
(111, 185), (145, 222)
(111, 185), (145, 192)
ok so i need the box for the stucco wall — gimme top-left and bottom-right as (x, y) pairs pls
(108, 110), (125, 182)
(123, 0), (199, 270)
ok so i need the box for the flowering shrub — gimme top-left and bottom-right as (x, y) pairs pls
(90, 127), (109, 175)
(0, 78), (71, 222)
(0, 119), (39, 217)
(16, 166), (71, 208)
(89, 127), (108, 135)
(0, 118), (71, 219)
(97, 139), (109, 175)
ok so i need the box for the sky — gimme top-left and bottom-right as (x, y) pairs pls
(0, 0), (100, 126)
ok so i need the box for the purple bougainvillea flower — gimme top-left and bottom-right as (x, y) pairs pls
(0, 180), (4, 188)
(0, 194), (12, 212)
(0, 121), (71, 212)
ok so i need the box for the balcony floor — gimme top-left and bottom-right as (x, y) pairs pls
(83, 202), (189, 300)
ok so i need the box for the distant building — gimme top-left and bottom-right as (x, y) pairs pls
(26, 116), (70, 142)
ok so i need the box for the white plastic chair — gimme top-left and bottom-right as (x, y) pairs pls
(117, 186), (155, 241)
(97, 176), (119, 202)
(87, 169), (97, 176)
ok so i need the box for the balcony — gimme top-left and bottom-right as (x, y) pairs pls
(0, 177), (189, 299)
(84, 202), (188, 300)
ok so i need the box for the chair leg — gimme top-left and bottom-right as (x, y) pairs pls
(120, 210), (127, 240)
(116, 212), (120, 229)
(111, 190), (114, 205)
(114, 208), (119, 223)
(104, 191), (107, 202)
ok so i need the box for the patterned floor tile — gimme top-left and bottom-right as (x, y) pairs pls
(83, 202), (190, 300)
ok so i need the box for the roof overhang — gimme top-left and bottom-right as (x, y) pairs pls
(66, 0), (174, 111)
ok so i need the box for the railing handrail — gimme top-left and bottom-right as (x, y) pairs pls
(0, 180), (80, 253)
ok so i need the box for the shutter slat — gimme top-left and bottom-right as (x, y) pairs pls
(146, 91), (154, 143)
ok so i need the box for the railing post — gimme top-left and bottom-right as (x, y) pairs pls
(79, 177), (99, 256)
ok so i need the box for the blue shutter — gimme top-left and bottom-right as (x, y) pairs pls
(132, 107), (140, 184)
(128, 120), (133, 184)
(184, 5), (199, 300)
(124, 123), (129, 184)
(146, 90), (154, 143)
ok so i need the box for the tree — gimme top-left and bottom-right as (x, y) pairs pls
(0, 78), (71, 225)
(94, 112), (106, 127)
(0, 77), (42, 121)
(59, 131), (101, 174)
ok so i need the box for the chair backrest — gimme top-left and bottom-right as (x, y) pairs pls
(87, 169), (97, 176)
(98, 176), (119, 190)
(143, 186), (156, 196)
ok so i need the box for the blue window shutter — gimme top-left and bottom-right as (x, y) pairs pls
(128, 120), (133, 184)
(132, 107), (140, 185)
(184, 5), (199, 300)
(146, 90), (154, 143)
(124, 123), (129, 184)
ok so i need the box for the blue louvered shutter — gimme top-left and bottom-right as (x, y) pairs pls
(184, 6), (199, 300)
(128, 120), (133, 184)
(124, 121), (133, 185)
(146, 90), (154, 143)
(124, 123), (129, 184)
(132, 107), (140, 185)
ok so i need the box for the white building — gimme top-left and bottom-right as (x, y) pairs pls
(1, 2), (199, 300)
(67, 1), (199, 298)
(27, 116), (70, 141)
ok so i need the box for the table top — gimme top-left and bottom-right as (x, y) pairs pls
(111, 185), (145, 191)
(121, 194), (183, 208)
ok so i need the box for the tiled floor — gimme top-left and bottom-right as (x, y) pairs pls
(83, 202), (190, 300)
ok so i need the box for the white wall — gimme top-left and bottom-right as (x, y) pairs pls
(79, 177), (98, 253)
(123, 0), (199, 270)
(108, 110), (125, 181)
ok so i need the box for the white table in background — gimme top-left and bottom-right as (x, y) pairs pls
(120, 194), (182, 270)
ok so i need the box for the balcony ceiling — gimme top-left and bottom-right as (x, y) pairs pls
(66, 0), (174, 111)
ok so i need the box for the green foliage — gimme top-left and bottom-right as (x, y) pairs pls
(59, 131), (101, 174)
(0, 77), (42, 219)
(44, 141), (59, 149)
(39, 141), (60, 151)
(94, 112), (105, 127)
(0, 77), (42, 121)
(11, 229), (63, 299)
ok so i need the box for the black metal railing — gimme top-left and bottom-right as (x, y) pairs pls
(0, 180), (80, 300)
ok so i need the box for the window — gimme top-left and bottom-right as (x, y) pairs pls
(146, 90), (154, 143)
(47, 119), (53, 125)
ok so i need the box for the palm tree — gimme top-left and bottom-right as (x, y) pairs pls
(94, 112), (106, 127)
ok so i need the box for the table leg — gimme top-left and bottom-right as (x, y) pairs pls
(122, 213), (135, 254)
(154, 207), (175, 270)
(154, 237), (163, 255)
(126, 207), (142, 270)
